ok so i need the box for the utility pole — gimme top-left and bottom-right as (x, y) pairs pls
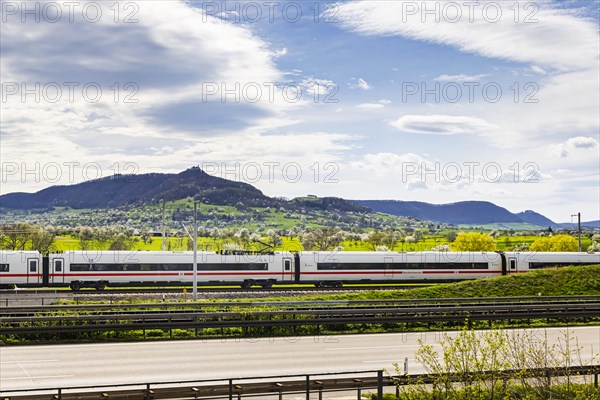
(571, 212), (581, 252)
(161, 199), (166, 251)
(193, 201), (198, 301)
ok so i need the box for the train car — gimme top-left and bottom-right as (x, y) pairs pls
(297, 251), (504, 287)
(504, 252), (600, 273)
(0, 250), (598, 290)
(49, 250), (295, 290)
(0, 250), (43, 288)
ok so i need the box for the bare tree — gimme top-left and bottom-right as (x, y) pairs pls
(300, 228), (344, 251)
(31, 226), (57, 254)
(0, 223), (34, 250)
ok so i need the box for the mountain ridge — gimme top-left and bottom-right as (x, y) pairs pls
(352, 200), (599, 228)
(0, 167), (266, 209)
(1, 168), (594, 228)
(0, 167), (370, 215)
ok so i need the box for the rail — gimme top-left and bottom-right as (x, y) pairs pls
(1, 301), (598, 336)
(2, 294), (599, 313)
(2, 290), (600, 308)
(0, 284), (428, 305)
(1, 365), (598, 400)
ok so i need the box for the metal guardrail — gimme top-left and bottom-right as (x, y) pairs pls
(3, 295), (600, 312)
(1, 365), (599, 400)
(1, 301), (598, 336)
(3, 293), (600, 308)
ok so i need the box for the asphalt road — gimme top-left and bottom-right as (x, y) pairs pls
(1, 326), (599, 392)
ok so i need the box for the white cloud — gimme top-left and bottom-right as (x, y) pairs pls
(350, 77), (372, 90)
(357, 103), (385, 109)
(389, 115), (498, 136)
(2, 0), (351, 201)
(0, 0), (307, 195)
(434, 74), (488, 82)
(549, 136), (599, 158)
(329, 1), (599, 149)
(300, 77), (337, 98)
(349, 152), (521, 196)
(274, 48), (288, 58)
(528, 65), (548, 75)
(328, 1), (598, 71)
(358, 78), (371, 90)
(567, 136), (599, 149)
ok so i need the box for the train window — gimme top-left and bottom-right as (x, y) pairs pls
(510, 259), (516, 270)
(54, 260), (63, 272)
(529, 261), (599, 269)
(69, 262), (269, 271)
(284, 260), (291, 271)
(29, 260), (37, 272)
(70, 264), (87, 271)
(317, 262), (489, 270)
(0, 264), (8, 272)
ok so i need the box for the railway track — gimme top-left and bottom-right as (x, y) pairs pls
(0, 285), (427, 306)
(1, 284), (429, 294)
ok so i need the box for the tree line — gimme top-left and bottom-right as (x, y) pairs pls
(1, 223), (598, 253)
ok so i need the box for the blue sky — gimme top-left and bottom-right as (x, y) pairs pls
(1, 0), (599, 222)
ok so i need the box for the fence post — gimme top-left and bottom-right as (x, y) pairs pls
(353, 378), (362, 400)
(306, 374), (310, 400)
(229, 379), (233, 400)
(315, 380), (324, 400)
(275, 383), (284, 400)
(377, 370), (383, 400)
(595, 372), (598, 388)
(145, 383), (153, 400)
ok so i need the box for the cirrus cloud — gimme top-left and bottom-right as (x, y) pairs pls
(389, 114), (498, 136)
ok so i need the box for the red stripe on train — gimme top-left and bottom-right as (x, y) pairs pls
(301, 270), (497, 275)
(48, 272), (294, 277)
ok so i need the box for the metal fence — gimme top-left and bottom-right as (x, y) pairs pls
(1, 365), (599, 400)
(1, 300), (599, 337)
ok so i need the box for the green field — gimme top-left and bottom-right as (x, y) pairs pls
(51, 234), (592, 252)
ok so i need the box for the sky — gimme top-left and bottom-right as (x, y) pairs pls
(0, 0), (599, 223)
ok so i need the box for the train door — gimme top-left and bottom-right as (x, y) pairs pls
(508, 257), (517, 273)
(52, 257), (65, 284)
(27, 258), (39, 284)
(282, 257), (293, 281)
(384, 257), (394, 278)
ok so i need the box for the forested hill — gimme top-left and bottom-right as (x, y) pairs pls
(352, 200), (543, 226)
(0, 167), (271, 210)
(0, 167), (370, 214)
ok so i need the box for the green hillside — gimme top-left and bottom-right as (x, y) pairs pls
(313, 265), (600, 301)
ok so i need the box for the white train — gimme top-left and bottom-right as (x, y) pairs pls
(0, 250), (598, 290)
